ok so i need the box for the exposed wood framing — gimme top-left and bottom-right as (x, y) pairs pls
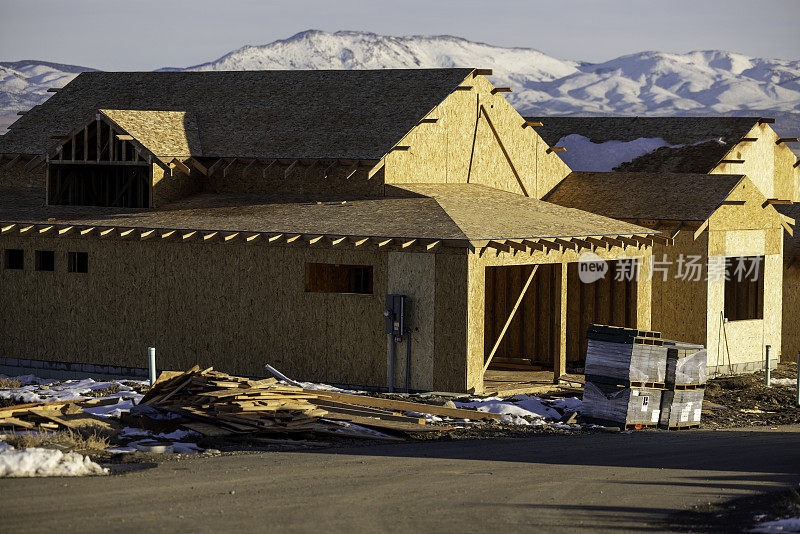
(482, 265), (540, 376)
(479, 104), (528, 197)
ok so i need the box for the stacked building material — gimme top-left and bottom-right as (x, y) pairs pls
(581, 325), (667, 429)
(658, 342), (707, 429)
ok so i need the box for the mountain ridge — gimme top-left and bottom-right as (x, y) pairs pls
(2, 30), (798, 150)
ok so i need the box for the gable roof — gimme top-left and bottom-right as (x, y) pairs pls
(524, 116), (761, 173)
(0, 183), (657, 244)
(543, 171), (745, 222)
(0, 69), (474, 159)
(776, 203), (800, 257)
(100, 109), (202, 158)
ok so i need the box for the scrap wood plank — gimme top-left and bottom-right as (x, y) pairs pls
(181, 422), (235, 437)
(306, 390), (501, 421)
(0, 417), (35, 429)
(319, 406), (426, 425)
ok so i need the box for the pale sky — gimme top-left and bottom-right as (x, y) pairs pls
(0, 0), (798, 70)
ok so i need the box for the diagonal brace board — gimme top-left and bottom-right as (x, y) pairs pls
(482, 264), (539, 375)
(479, 104), (529, 197)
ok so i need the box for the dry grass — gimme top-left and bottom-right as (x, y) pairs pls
(0, 377), (22, 389)
(4, 426), (114, 451)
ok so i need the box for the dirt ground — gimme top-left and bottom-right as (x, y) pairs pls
(702, 362), (800, 429)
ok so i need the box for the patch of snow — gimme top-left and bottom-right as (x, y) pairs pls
(554, 134), (678, 171)
(0, 443), (108, 477)
(750, 515), (800, 533)
(770, 378), (797, 388)
(0, 374), (144, 414)
(404, 411), (443, 423)
(548, 397), (583, 413)
(455, 395), (563, 425)
(155, 429), (200, 441)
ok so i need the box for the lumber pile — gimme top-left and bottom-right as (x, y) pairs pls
(0, 398), (121, 432)
(138, 366), (501, 440)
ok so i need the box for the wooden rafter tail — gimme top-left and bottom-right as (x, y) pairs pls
(262, 158), (279, 178)
(758, 118), (775, 124)
(482, 265), (540, 375)
(1, 223), (17, 234)
(171, 158), (191, 175)
(521, 239), (544, 252)
(46, 88), (60, 93)
(188, 158), (208, 176)
(351, 237), (370, 247)
(57, 226), (74, 236)
(473, 68), (492, 77)
(367, 159), (384, 180)
(484, 240), (510, 253)
(538, 239), (561, 252)
(554, 238), (577, 250)
(375, 238), (394, 248)
(307, 235), (324, 245)
(570, 237), (594, 251)
(38, 225), (54, 235)
(18, 225), (35, 234)
(267, 233), (285, 244)
(425, 240), (441, 251)
(243, 159), (258, 172)
(522, 120), (542, 128)
(400, 239), (417, 249)
(79, 227), (95, 236)
(418, 118), (438, 124)
(776, 138), (799, 145)
(5, 154), (22, 170)
(24, 155), (45, 172)
(207, 158), (225, 177)
(763, 199), (794, 208)
(222, 158), (238, 178)
(615, 235), (640, 247)
(223, 232), (239, 243)
(648, 234), (672, 246)
(244, 233), (261, 243)
(284, 159), (300, 178)
(181, 231), (197, 241)
(330, 236), (348, 247)
(490, 87), (512, 94)
(285, 234), (302, 244)
(160, 230), (176, 239)
(140, 229), (156, 240)
(546, 146), (566, 154)
(584, 237), (608, 249)
(601, 236), (624, 248)
(504, 239), (526, 252)
(119, 229), (135, 238)
(202, 231), (218, 241)
(631, 235), (655, 247)
(719, 159), (745, 164)
(322, 160), (338, 178)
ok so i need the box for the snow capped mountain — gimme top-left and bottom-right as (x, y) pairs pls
(0, 60), (96, 133)
(2, 30), (799, 144)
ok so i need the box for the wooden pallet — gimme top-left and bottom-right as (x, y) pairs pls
(585, 374), (666, 390)
(663, 423), (701, 431)
(670, 383), (706, 391)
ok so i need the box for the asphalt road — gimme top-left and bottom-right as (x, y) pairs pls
(2, 426), (799, 533)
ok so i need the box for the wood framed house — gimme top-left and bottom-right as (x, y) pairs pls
(0, 69), (661, 393)
(545, 172), (793, 375)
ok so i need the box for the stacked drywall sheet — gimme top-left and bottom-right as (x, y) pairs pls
(581, 325), (667, 428)
(659, 341), (707, 429)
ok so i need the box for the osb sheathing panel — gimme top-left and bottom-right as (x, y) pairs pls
(711, 124), (800, 202)
(707, 176), (787, 238)
(387, 251), (436, 391)
(0, 235), (393, 386)
(205, 161), (384, 198)
(384, 75), (570, 199)
(782, 263), (800, 363)
(433, 253), (469, 392)
(0, 164), (44, 189)
(650, 231), (709, 346)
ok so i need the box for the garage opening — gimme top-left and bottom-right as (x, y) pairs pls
(484, 264), (561, 370)
(566, 259), (638, 367)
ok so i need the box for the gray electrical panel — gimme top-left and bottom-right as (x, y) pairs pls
(385, 294), (406, 336)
